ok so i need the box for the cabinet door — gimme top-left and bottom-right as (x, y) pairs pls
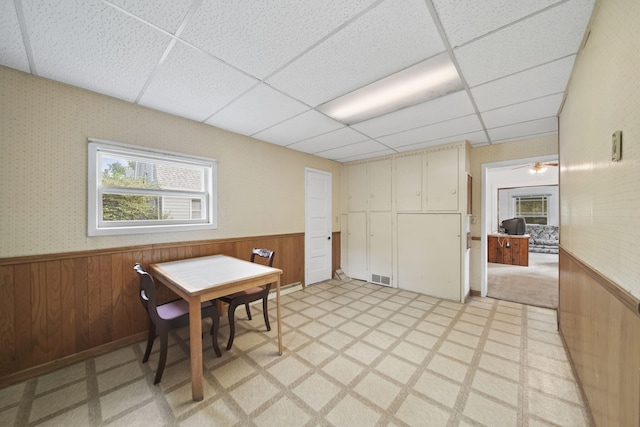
(346, 212), (367, 280)
(397, 213), (461, 301)
(395, 155), (422, 211)
(368, 159), (392, 211)
(426, 149), (459, 211)
(369, 212), (392, 286)
(347, 163), (368, 212)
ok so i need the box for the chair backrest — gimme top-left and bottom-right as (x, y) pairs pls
(250, 248), (275, 267)
(133, 263), (162, 325)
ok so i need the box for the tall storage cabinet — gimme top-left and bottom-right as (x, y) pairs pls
(343, 143), (469, 302)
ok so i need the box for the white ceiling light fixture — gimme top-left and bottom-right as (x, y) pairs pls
(317, 52), (464, 125)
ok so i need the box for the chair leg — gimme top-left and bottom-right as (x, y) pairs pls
(142, 323), (156, 363)
(262, 296), (271, 331)
(226, 302), (238, 351)
(210, 307), (222, 357)
(154, 331), (169, 385)
(245, 303), (252, 320)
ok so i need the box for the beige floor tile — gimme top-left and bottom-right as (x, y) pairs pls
(426, 313), (454, 327)
(164, 380), (217, 417)
(0, 381), (25, 409)
(210, 358), (257, 389)
(438, 341), (476, 364)
(528, 319), (558, 332)
(318, 313), (349, 328)
(254, 396), (311, 427)
(471, 370), (519, 407)
(487, 329), (522, 347)
(392, 341), (430, 365)
(297, 320), (331, 338)
(414, 320), (447, 337)
(229, 375), (279, 414)
(322, 330), (355, 350)
(527, 328), (563, 346)
(337, 320), (369, 337)
(353, 312), (382, 327)
(37, 404), (89, 427)
(283, 313), (312, 328)
(323, 356), (364, 385)
(528, 390), (589, 426)
(491, 320), (523, 335)
(428, 355), (469, 383)
(179, 398), (238, 427)
(361, 329), (397, 350)
(463, 391), (518, 426)
(527, 353), (574, 379)
(281, 331), (311, 350)
(95, 345), (138, 373)
(527, 370), (583, 404)
(527, 339), (568, 360)
(391, 313), (421, 327)
(353, 372), (402, 409)
(433, 306), (460, 318)
(446, 330), (481, 349)
(453, 321), (485, 336)
(0, 406), (19, 426)
(344, 341), (382, 365)
(292, 374), (341, 411)
(35, 362), (86, 394)
(97, 360), (145, 393)
(367, 306), (393, 320)
(377, 321), (409, 337)
(460, 312), (489, 326)
(413, 372), (461, 408)
(396, 394), (450, 426)
(402, 306), (429, 319)
(29, 381), (87, 422)
(404, 329), (439, 349)
(478, 354), (520, 381)
(325, 394), (381, 427)
(464, 306), (491, 318)
(333, 306), (360, 319)
(267, 356), (311, 386)
(104, 400), (164, 427)
(375, 355), (417, 384)
(483, 340), (522, 362)
(102, 381), (152, 418)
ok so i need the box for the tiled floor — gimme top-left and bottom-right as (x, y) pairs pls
(0, 279), (591, 426)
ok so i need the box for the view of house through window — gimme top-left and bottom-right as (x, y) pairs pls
(88, 139), (217, 236)
(514, 195), (548, 225)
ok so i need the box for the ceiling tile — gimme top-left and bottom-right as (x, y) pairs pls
(454, 0), (594, 86)
(352, 90), (474, 138)
(315, 140), (393, 161)
(433, 0), (561, 47)
(481, 93), (564, 129)
(335, 148), (397, 163)
(108, 0), (195, 34)
(471, 56), (576, 112)
(139, 43), (257, 122)
(180, 0), (378, 79)
(488, 117), (558, 142)
(287, 127), (369, 153)
(377, 115), (483, 148)
(0, 1), (30, 73)
(21, 0), (171, 103)
(252, 110), (344, 146)
(267, 0), (444, 106)
(395, 130), (488, 152)
(205, 84), (308, 136)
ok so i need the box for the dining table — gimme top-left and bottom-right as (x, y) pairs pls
(149, 254), (283, 401)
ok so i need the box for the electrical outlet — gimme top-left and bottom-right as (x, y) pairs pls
(612, 130), (622, 161)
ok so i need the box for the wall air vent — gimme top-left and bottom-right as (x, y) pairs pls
(371, 274), (391, 287)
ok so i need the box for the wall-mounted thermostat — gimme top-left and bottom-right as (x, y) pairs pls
(612, 130), (622, 161)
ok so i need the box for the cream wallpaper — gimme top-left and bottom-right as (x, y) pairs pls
(559, 0), (640, 298)
(468, 135), (559, 291)
(0, 67), (341, 258)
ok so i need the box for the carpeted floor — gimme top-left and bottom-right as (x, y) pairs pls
(488, 252), (559, 309)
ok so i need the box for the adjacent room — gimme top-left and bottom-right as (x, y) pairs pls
(1, 0), (639, 426)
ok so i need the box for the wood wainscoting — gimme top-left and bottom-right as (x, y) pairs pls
(559, 248), (640, 426)
(0, 232), (341, 386)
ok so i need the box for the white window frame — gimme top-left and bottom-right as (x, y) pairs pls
(88, 138), (217, 236)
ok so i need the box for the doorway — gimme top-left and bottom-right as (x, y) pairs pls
(480, 156), (559, 308)
(305, 168), (332, 285)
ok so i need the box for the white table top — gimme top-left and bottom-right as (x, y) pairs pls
(151, 254), (282, 296)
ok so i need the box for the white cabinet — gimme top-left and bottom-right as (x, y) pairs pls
(397, 213), (461, 300)
(426, 149), (459, 211)
(368, 159), (392, 211)
(347, 163), (367, 212)
(346, 212), (367, 280)
(395, 155), (422, 211)
(369, 212), (392, 285)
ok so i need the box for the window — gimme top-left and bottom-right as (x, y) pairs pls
(514, 195), (548, 225)
(88, 139), (217, 236)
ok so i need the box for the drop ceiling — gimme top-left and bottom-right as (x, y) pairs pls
(0, 0), (595, 163)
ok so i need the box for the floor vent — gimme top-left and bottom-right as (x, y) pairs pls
(371, 274), (391, 286)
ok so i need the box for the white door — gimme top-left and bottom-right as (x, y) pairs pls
(305, 168), (332, 285)
(346, 212), (367, 280)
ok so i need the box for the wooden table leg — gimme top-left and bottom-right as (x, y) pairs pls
(189, 298), (204, 401)
(276, 277), (282, 355)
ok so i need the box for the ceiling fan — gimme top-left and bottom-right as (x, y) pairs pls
(513, 161), (558, 173)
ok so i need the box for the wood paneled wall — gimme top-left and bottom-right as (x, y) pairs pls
(0, 232), (341, 386)
(559, 248), (640, 427)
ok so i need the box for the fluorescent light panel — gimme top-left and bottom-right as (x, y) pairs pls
(318, 52), (464, 125)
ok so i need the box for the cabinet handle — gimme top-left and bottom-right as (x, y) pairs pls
(416, 191), (420, 196)
(451, 189), (457, 194)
